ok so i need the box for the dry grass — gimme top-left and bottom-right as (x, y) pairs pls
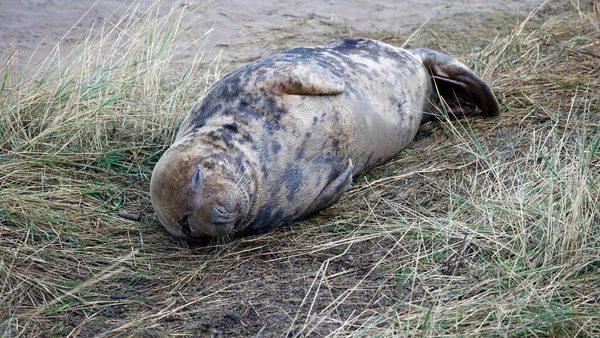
(1, 1), (599, 337)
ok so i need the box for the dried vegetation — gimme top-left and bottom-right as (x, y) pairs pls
(1, 1), (599, 337)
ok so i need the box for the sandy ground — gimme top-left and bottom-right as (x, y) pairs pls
(1, 0), (548, 68)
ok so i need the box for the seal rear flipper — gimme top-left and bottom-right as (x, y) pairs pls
(411, 48), (500, 119)
(305, 159), (354, 216)
(264, 62), (346, 96)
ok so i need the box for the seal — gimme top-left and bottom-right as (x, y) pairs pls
(150, 38), (500, 242)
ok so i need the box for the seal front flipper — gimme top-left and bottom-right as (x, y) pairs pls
(264, 62), (345, 95)
(305, 159), (354, 216)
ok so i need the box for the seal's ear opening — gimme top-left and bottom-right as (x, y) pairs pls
(412, 48), (500, 119)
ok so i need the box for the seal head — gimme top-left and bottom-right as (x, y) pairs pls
(150, 134), (254, 241)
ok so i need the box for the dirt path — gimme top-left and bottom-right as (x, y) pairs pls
(1, 0), (547, 67)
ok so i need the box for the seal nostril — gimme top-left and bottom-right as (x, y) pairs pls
(212, 204), (237, 225)
(221, 199), (238, 213)
(214, 205), (228, 215)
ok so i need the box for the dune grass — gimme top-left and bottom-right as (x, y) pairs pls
(1, 1), (599, 337)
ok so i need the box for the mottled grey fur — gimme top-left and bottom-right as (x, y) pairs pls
(150, 38), (499, 242)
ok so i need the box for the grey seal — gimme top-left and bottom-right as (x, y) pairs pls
(150, 38), (500, 242)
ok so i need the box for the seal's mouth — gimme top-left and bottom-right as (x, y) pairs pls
(178, 209), (236, 240)
(178, 213), (192, 237)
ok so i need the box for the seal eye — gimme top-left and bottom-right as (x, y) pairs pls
(191, 168), (204, 190)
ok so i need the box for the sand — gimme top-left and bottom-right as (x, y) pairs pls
(0, 0), (547, 68)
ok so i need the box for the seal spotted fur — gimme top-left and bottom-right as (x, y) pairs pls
(150, 38), (500, 241)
